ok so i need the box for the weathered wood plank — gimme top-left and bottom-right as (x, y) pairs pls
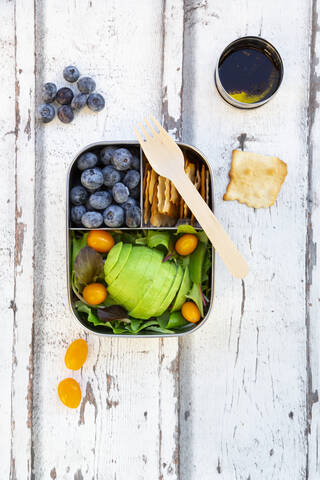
(180, 0), (310, 478)
(32, 1), (183, 478)
(9, 0), (36, 478)
(0, 2), (16, 477)
(306, 0), (320, 477)
(159, 1), (184, 478)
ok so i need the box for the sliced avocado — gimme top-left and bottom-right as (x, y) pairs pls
(106, 243), (132, 285)
(108, 246), (159, 312)
(129, 258), (175, 319)
(171, 266), (191, 312)
(104, 242), (123, 280)
(154, 264), (183, 317)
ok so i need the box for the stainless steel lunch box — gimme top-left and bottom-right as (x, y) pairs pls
(66, 141), (215, 337)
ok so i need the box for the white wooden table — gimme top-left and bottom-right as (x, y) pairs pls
(1, 1), (319, 478)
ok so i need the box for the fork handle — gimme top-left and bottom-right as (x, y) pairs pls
(175, 175), (249, 278)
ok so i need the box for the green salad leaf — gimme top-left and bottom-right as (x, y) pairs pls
(189, 241), (206, 284)
(74, 246), (104, 287)
(186, 282), (204, 316)
(146, 231), (171, 251)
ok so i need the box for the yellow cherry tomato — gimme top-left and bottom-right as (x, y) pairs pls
(87, 230), (115, 253)
(181, 301), (201, 323)
(58, 378), (81, 408)
(83, 283), (107, 305)
(175, 234), (198, 256)
(65, 339), (88, 370)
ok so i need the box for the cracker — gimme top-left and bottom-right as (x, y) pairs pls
(206, 169), (210, 205)
(143, 169), (151, 225)
(157, 176), (166, 214)
(170, 181), (179, 205)
(162, 178), (171, 214)
(200, 164), (206, 199)
(223, 149), (287, 208)
(149, 169), (158, 204)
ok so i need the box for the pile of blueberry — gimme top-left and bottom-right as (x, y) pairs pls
(37, 65), (105, 124)
(70, 146), (141, 228)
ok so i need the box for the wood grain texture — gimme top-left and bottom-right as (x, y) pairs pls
(180, 0), (311, 478)
(0, 2), (16, 478)
(1, 0), (320, 478)
(32, 1), (183, 479)
(8, 0), (36, 478)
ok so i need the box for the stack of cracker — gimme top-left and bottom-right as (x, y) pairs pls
(143, 153), (210, 227)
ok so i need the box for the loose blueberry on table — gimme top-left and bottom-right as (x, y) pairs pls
(87, 93), (105, 112)
(63, 65), (80, 83)
(42, 82), (57, 103)
(77, 76), (96, 94)
(56, 87), (74, 105)
(71, 93), (88, 111)
(37, 103), (55, 123)
(58, 105), (74, 123)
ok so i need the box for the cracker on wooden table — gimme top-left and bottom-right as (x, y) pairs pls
(223, 149), (288, 208)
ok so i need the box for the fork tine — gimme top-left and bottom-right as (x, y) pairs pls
(144, 118), (157, 136)
(133, 125), (145, 145)
(138, 122), (151, 140)
(150, 115), (167, 135)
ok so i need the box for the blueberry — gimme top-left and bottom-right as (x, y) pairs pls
(42, 83), (57, 103)
(58, 105), (74, 123)
(63, 65), (80, 83)
(81, 211), (103, 228)
(70, 185), (88, 205)
(131, 156), (140, 171)
(112, 182), (129, 204)
(112, 148), (132, 171)
(77, 76), (96, 94)
(77, 152), (98, 171)
(37, 104), (55, 123)
(126, 206), (141, 228)
(71, 205), (86, 225)
(71, 93), (88, 111)
(122, 197), (137, 211)
(56, 87), (74, 105)
(85, 199), (95, 211)
(81, 168), (104, 191)
(102, 165), (121, 187)
(129, 185), (140, 200)
(100, 146), (116, 166)
(123, 170), (140, 190)
(87, 93), (105, 112)
(103, 205), (124, 227)
(88, 190), (112, 210)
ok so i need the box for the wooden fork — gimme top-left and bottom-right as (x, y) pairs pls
(134, 116), (249, 279)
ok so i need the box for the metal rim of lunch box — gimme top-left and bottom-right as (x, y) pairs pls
(66, 140), (215, 338)
(214, 35), (284, 109)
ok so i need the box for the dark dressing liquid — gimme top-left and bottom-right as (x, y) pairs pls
(218, 45), (281, 103)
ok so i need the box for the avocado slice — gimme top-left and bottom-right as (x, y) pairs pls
(154, 264), (183, 317)
(106, 243), (132, 285)
(108, 246), (158, 312)
(171, 266), (191, 312)
(104, 242), (123, 279)
(129, 259), (175, 319)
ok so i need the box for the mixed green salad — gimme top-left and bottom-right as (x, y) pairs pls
(70, 225), (212, 335)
